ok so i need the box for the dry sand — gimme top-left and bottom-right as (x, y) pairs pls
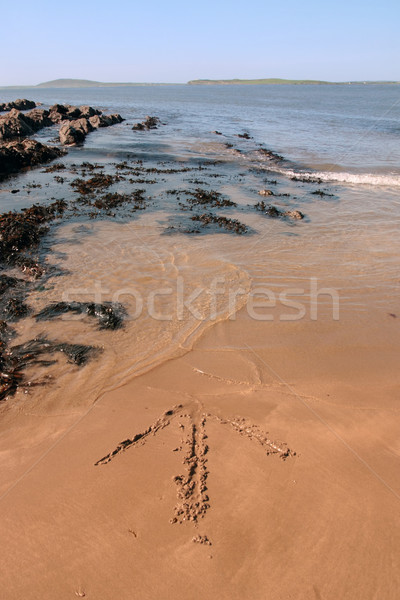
(0, 303), (399, 599)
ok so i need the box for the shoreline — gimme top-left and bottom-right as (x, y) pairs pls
(0, 90), (399, 598)
(0, 295), (399, 599)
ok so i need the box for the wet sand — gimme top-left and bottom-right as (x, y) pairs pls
(0, 297), (399, 600)
(0, 90), (399, 599)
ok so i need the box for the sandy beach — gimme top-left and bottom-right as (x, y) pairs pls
(1, 291), (399, 599)
(0, 84), (399, 599)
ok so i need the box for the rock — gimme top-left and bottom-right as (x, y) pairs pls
(255, 201), (304, 220)
(60, 112), (122, 145)
(89, 113), (123, 129)
(258, 189), (274, 196)
(132, 115), (160, 130)
(79, 105), (101, 118)
(0, 109), (35, 140)
(284, 209), (304, 220)
(74, 117), (93, 134)
(265, 205), (283, 218)
(0, 108), (52, 140)
(59, 121), (87, 146)
(88, 115), (103, 129)
(24, 108), (52, 131)
(0, 99), (36, 112)
(108, 113), (124, 124)
(0, 139), (65, 180)
(49, 103), (68, 115)
(0, 102), (124, 147)
(48, 104), (69, 123)
(67, 106), (82, 119)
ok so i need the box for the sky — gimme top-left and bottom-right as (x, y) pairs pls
(1, 0), (399, 85)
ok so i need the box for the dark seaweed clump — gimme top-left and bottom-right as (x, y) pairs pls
(0, 200), (67, 275)
(0, 192), (132, 402)
(191, 212), (248, 234)
(311, 189), (334, 197)
(93, 190), (146, 211)
(70, 174), (116, 195)
(42, 163), (66, 173)
(185, 188), (237, 209)
(258, 147), (284, 161)
(0, 274), (19, 295)
(1, 298), (31, 321)
(0, 325), (100, 402)
(36, 301), (126, 330)
(255, 201), (283, 218)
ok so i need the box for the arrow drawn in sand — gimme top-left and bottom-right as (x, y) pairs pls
(95, 404), (295, 525)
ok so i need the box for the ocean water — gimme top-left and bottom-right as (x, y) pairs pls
(1, 84), (399, 408)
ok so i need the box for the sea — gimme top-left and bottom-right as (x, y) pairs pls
(0, 84), (399, 408)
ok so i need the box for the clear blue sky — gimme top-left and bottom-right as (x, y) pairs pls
(1, 0), (399, 85)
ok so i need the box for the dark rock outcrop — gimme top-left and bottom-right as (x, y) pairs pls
(255, 201), (304, 220)
(0, 99), (36, 112)
(0, 139), (65, 180)
(0, 108), (53, 140)
(0, 109), (35, 140)
(24, 108), (53, 130)
(0, 102), (124, 149)
(59, 119), (91, 145)
(60, 113), (123, 145)
(132, 116), (160, 130)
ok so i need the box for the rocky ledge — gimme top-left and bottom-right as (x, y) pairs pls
(0, 99), (124, 178)
(59, 112), (123, 146)
(0, 103), (124, 145)
(0, 99), (36, 112)
(0, 139), (66, 181)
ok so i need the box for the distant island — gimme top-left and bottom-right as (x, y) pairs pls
(188, 78), (332, 85)
(35, 79), (176, 88)
(0, 77), (399, 89)
(0, 78), (180, 89)
(188, 78), (400, 85)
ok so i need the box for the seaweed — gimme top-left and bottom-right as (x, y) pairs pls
(185, 188), (237, 209)
(42, 163), (66, 173)
(0, 275), (20, 296)
(0, 334), (100, 402)
(0, 200), (67, 272)
(311, 189), (334, 197)
(70, 174), (116, 195)
(1, 298), (31, 321)
(258, 147), (284, 161)
(92, 190), (146, 211)
(35, 301), (126, 330)
(191, 212), (248, 234)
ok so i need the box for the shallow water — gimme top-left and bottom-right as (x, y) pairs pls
(0, 84), (399, 408)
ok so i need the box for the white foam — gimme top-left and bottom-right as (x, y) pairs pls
(264, 164), (400, 187)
